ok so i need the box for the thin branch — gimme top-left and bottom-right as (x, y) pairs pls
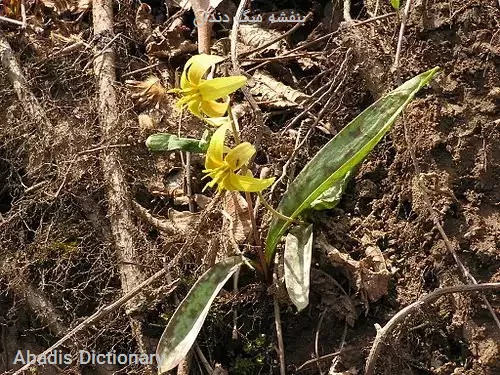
(343, 0), (353, 23)
(12, 278), (179, 375)
(296, 351), (341, 372)
(273, 295), (286, 375)
(364, 283), (500, 375)
(391, 0), (412, 73)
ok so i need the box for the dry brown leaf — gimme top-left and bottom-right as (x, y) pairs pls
(250, 70), (310, 108)
(146, 27), (197, 59)
(359, 245), (390, 303)
(221, 192), (251, 244)
(168, 209), (199, 234)
(194, 194), (212, 209)
(126, 76), (166, 109)
(322, 239), (390, 303)
(239, 24), (285, 53)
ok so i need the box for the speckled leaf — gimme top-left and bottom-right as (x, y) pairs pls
(265, 67), (439, 262)
(284, 224), (313, 312)
(156, 255), (246, 373)
(310, 171), (351, 211)
(146, 132), (209, 153)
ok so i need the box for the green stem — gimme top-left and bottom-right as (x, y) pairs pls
(228, 106), (269, 280)
(257, 192), (304, 224)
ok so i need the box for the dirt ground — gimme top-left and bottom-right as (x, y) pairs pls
(0, 0), (499, 374)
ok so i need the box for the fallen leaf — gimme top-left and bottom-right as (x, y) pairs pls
(321, 237), (390, 303)
(146, 27), (197, 59)
(221, 191), (251, 244)
(250, 70), (310, 108)
(168, 209), (199, 234)
(239, 25), (285, 53)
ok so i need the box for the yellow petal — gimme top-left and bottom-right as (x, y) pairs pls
(201, 99), (229, 118)
(198, 76), (247, 101)
(187, 99), (202, 118)
(225, 142), (255, 171)
(183, 54), (225, 87)
(224, 173), (275, 192)
(205, 123), (229, 170)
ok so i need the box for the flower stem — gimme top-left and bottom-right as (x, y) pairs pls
(257, 192), (304, 224)
(228, 106), (269, 280)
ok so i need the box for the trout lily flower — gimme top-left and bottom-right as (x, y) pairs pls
(170, 54), (247, 119)
(203, 124), (275, 192)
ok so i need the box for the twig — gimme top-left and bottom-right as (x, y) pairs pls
(122, 62), (161, 78)
(282, 48), (351, 134)
(364, 283), (500, 375)
(12, 278), (179, 375)
(236, 12), (313, 59)
(314, 309), (327, 375)
(230, 0), (266, 156)
(84, 32), (122, 71)
(273, 266), (286, 375)
(0, 15), (24, 26)
(269, 49), (351, 197)
(343, 0), (353, 23)
(228, 15), (269, 277)
(20, 0), (26, 28)
(296, 351), (342, 372)
(132, 201), (178, 235)
(0, 34), (53, 129)
(194, 344), (214, 374)
(190, 0), (213, 54)
(77, 143), (131, 155)
(245, 13), (394, 75)
(391, 0), (412, 74)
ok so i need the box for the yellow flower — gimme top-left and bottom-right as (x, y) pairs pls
(170, 54), (247, 118)
(203, 124), (275, 192)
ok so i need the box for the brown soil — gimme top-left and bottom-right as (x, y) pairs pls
(0, 0), (499, 374)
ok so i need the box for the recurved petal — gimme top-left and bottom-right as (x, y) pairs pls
(198, 76), (247, 101)
(205, 123), (229, 170)
(201, 99), (229, 118)
(187, 99), (202, 118)
(225, 142), (255, 170)
(225, 173), (275, 192)
(184, 54), (225, 87)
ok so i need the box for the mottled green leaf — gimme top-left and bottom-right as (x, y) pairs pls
(391, 0), (400, 10)
(284, 224), (313, 312)
(265, 67), (439, 262)
(146, 132), (209, 153)
(156, 256), (246, 373)
(310, 171), (351, 211)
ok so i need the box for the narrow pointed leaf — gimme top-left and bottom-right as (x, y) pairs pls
(284, 224), (313, 312)
(146, 133), (209, 153)
(265, 67), (439, 261)
(156, 255), (246, 373)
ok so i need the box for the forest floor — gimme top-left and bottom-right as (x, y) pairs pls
(0, 0), (499, 374)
